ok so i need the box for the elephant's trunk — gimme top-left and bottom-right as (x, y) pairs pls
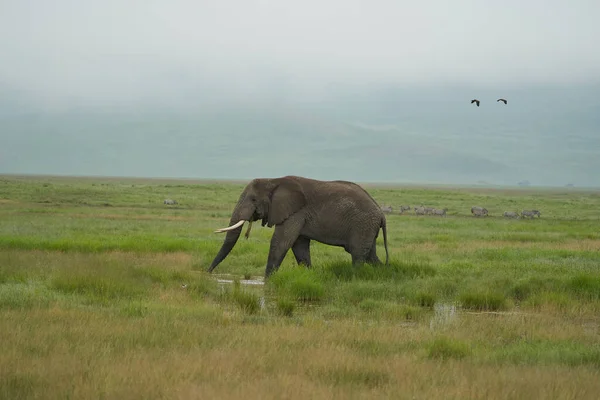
(207, 197), (250, 273)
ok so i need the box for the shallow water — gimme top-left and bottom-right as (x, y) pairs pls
(213, 273), (264, 286)
(216, 278), (264, 286)
(212, 275), (465, 322)
(429, 303), (458, 330)
(213, 273), (267, 310)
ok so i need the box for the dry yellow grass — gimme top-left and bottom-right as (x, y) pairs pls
(2, 305), (600, 399)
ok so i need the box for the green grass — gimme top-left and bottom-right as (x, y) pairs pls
(427, 337), (472, 360)
(276, 298), (296, 317)
(1, 175), (600, 399)
(459, 291), (508, 311)
(269, 267), (325, 302)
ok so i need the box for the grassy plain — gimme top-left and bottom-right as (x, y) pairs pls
(1, 175), (600, 399)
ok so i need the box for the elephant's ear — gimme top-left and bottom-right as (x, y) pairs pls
(267, 179), (306, 227)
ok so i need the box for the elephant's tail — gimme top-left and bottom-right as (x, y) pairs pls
(381, 217), (389, 265)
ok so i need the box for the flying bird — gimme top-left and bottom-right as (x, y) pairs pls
(497, 98), (507, 104)
(471, 99), (480, 107)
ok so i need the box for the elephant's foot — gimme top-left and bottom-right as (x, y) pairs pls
(352, 252), (383, 266)
(297, 261), (312, 268)
(351, 254), (368, 265)
(367, 255), (383, 265)
(264, 264), (278, 279)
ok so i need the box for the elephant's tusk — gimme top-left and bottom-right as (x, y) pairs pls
(214, 219), (246, 233)
(244, 220), (253, 239)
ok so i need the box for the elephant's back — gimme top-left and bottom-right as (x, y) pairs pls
(317, 182), (379, 208)
(307, 182), (382, 219)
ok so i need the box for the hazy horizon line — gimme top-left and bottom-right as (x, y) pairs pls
(2, 173), (597, 191)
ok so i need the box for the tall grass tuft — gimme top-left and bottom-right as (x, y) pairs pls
(459, 291), (507, 311)
(276, 298), (296, 317)
(413, 292), (436, 308)
(567, 274), (600, 301)
(225, 280), (261, 314)
(0, 283), (54, 310)
(324, 260), (436, 282)
(427, 337), (471, 360)
(51, 270), (147, 304)
(269, 267), (325, 302)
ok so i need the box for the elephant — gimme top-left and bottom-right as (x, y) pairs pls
(207, 175), (389, 278)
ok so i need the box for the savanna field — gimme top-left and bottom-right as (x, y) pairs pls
(1, 175), (600, 399)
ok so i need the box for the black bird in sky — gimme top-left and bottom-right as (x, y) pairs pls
(497, 98), (507, 104)
(471, 99), (480, 107)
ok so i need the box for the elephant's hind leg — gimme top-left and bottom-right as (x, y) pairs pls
(350, 227), (379, 265)
(350, 243), (371, 265)
(351, 252), (369, 265)
(291, 236), (312, 267)
(366, 238), (382, 265)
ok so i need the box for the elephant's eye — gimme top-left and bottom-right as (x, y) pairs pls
(250, 196), (257, 203)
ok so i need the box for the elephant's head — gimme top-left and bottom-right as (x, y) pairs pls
(207, 177), (306, 273)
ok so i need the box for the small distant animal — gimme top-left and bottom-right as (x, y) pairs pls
(432, 208), (448, 217)
(399, 205), (411, 213)
(471, 206), (489, 217)
(423, 207), (434, 215)
(521, 210), (541, 219)
(471, 99), (480, 107)
(503, 211), (519, 219)
(380, 205), (393, 214)
(164, 199), (178, 205)
(414, 206), (426, 216)
(497, 98), (507, 104)
(181, 284), (187, 289)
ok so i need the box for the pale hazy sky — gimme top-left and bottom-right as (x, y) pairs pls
(1, 0), (600, 108)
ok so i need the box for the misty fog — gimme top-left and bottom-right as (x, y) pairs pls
(1, 1), (599, 186)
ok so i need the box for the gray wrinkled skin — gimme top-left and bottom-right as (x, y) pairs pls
(208, 176), (389, 278)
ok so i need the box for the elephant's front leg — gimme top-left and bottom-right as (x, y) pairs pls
(291, 236), (312, 267)
(265, 219), (303, 278)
